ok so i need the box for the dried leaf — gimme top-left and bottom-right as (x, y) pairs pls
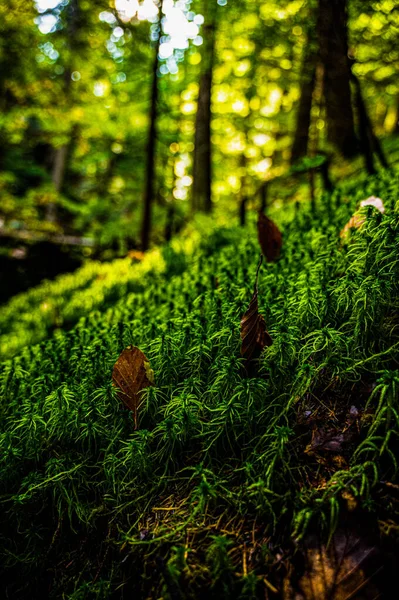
(112, 345), (154, 429)
(283, 528), (384, 599)
(340, 196), (385, 240)
(240, 256), (272, 369)
(257, 212), (282, 262)
(339, 213), (366, 240)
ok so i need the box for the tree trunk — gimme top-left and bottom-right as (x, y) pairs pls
(238, 153), (248, 226)
(164, 205), (175, 242)
(192, 0), (216, 214)
(47, 124), (78, 221)
(351, 69), (389, 172)
(352, 76), (376, 175)
(320, 157), (333, 192)
(47, 146), (68, 222)
(318, 0), (358, 157)
(100, 144), (118, 193)
(291, 28), (317, 164)
(46, 0), (80, 222)
(140, 1), (163, 251)
(371, 130), (389, 169)
(259, 182), (268, 214)
(164, 158), (177, 241)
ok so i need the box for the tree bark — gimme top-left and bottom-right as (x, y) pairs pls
(192, 0), (216, 214)
(46, 0), (80, 222)
(140, 1), (163, 251)
(352, 76), (376, 175)
(47, 123), (78, 220)
(318, 0), (358, 157)
(258, 182), (268, 214)
(351, 69), (389, 172)
(164, 205), (175, 242)
(237, 151), (248, 225)
(320, 157), (333, 192)
(47, 146), (68, 222)
(291, 29), (317, 164)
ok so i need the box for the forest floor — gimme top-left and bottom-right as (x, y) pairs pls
(1, 164), (399, 599)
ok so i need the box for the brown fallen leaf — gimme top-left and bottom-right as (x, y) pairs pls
(339, 213), (366, 240)
(112, 346), (154, 429)
(283, 528), (384, 599)
(340, 196), (385, 241)
(240, 256), (272, 371)
(257, 212), (282, 262)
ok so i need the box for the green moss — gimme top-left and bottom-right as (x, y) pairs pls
(1, 169), (399, 598)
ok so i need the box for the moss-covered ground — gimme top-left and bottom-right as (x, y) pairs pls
(1, 169), (399, 598)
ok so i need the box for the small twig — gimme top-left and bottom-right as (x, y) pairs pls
(254, 254), (263, 293)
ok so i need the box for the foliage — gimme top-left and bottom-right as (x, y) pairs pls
(0, 0), (398, 249)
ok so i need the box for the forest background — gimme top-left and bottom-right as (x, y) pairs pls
(1, 0), (398, 302)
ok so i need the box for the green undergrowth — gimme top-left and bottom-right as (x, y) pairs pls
(1, 168), (399, 598)
(0, 217), (243, 360)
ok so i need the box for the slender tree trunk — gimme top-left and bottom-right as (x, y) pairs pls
(46, 0), (80, 222)
(164, 205), (175, 242)
(47, 80), (72, 221)
(238, 142), (249, 227)
(352, 77), (376, 175)
(291, 28), (317, 164)
(100, 142), (117, 193)
(238, 196), (247, 226)
(47, 146), (68, 222)
(320, 157), (333, 191)
(48, 123), (78, 220)
(238, 153), (248, 226)
(371, 130), (389, 169)
(259, 182), (268, 214)
(318, 0), (358, 157)
(192, 0), (216, 214)
(351, 69), (389, 172)
(164, 159), (176, 242)
(141, 1), (163, 251)
(305, 63), (324, 211)
(51, 122), (77, 193)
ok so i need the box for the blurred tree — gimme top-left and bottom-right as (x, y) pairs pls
(318, 0), (358, 157)
(291, 0), (392, 175)
(48, 0), (79, 221)
(291, 21), (317, 164)
(192, 0), (217, 213)
(0, 0), (397, 259)
(0, 0), (39, 169)
(141, 0), (164, 251)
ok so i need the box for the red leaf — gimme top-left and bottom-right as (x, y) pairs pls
(112, 346), (154, 429)
(257, 212), (282, 262)
(240, 256), (272, 368)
